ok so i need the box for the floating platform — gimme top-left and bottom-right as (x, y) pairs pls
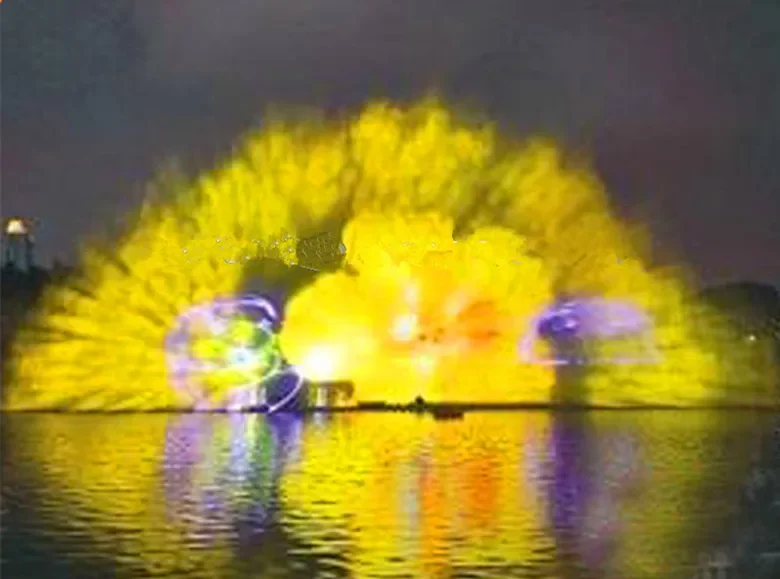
(430, 408), (465, 420)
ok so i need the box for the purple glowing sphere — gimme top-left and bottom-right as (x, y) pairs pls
(538, 299), (652, 339)
(519, 297), (660, 366)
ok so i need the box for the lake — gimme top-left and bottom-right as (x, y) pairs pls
(1, 411), (776, 578)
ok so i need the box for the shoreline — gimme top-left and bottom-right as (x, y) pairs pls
(4, 402), (780, 414)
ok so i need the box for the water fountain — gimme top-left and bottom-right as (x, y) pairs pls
(3, 99), (775, 411)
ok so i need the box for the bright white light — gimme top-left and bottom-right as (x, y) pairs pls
(298, 346), (340, 381)
(5, 219), (27, 235)
(229, 347), (255, 367)
(747, 334), (757, 343)
(413, 354), (437, 375)
(391, 314), (418, 342)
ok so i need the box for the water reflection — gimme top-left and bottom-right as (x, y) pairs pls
(162, 413), (303, 546)
(525, 415), (646, 575)
(1, 411), (772, 578)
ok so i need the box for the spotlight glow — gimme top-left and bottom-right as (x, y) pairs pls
(296, 346), (342, 382)
(5, 218), (28, 235)
(390, 313), (419, 342)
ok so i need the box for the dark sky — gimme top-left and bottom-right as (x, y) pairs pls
(3, 0), (779, 286)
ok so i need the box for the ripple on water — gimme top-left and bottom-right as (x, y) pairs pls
(1, 411), (774, 578)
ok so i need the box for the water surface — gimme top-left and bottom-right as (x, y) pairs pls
(1, 411), (771, 578)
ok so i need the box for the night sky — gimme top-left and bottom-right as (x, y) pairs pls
(3, 0), (779, 286)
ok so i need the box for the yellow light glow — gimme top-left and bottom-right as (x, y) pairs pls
(412, 352), (438, 376)
(5, 218), (27, 235)
(4, 98), (776, 411)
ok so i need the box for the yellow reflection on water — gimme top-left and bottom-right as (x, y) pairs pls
(3, 415), (233, 576)
(280, 413), (554, 578)
(2, 410), (769, 578)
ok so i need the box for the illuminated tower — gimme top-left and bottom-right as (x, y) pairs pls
(2, 218), (37, 272)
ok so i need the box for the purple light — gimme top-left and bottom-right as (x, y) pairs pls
(523, 427), (643, 571)
(519, 297), (661, 366)
(266, 371), (304, 414)
(162, 412), (305, 542)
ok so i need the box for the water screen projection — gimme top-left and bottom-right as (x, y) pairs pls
(519, 298), (661, 366)
(165, 294), (303, 412)
(4, 98), (777, 410)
